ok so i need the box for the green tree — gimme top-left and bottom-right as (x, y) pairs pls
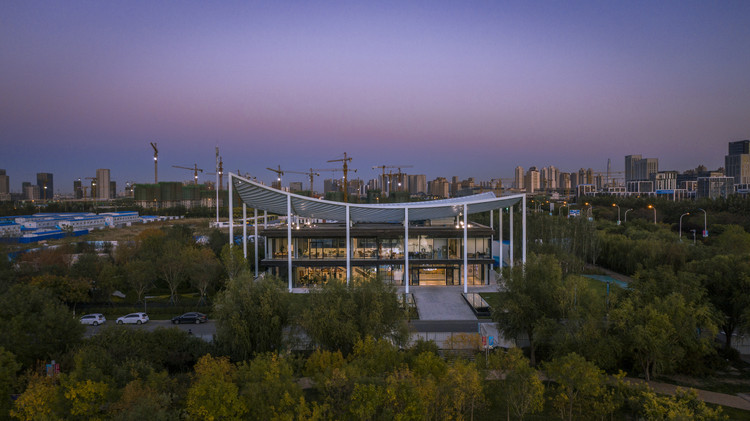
(157, 241), (189, 304)
(637, 387), (725, 420)
(62, 378), (110, 420)
(123, 259), (155, 305)
(235, 353), (302, 420)
(220, 243), (248, 281)
(543, 353), (608, 421)
(30, 273), (90, 316)
(489, 347), (544, 421)
(298, 277), (408, 355)
(108, 375), (177, 421)
(213, 274), (291, 360)
(494, 253), (565, 365)
(185, 354), (247, 420)
(185, 247), (222, 306)
(0, 284), (84, 368)
(0, 347), (21, 419)
(690, 254), (750, 351)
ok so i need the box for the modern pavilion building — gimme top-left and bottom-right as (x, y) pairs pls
(228, 173), (527, 293)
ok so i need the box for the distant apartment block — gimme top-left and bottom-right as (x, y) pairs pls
(428, 177), (450, 198)
(0, 170), (9, 202)
(725, 140), (750, 185)
(96, 169), (111, 200)
(624, 155), (641, 182)
(37, 172), (53, 200)
(514, 166), (524, 190)
(696, 176), (734, 199)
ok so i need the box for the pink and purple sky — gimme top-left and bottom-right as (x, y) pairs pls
(2, 1), (749, 194)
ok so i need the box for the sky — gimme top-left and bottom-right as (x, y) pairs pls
(2, 1), (749, 195)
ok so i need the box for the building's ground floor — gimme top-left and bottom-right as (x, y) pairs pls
(265, 261), (492, 288)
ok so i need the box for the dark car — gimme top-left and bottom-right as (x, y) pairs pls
(171, 312), (207, 324)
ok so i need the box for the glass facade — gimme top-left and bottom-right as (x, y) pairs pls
(263, 224), (493, 288)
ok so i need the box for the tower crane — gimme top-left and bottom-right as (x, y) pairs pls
(205, 156), (224, 190)
(172, 164), (203, 185)
(372, 165), (413, 195)
(328, 153), (355, 202)
(266, 165), (284, 189)
(150, 142), (158, 183)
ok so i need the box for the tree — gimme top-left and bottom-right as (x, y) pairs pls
(11, 375), (61, 421)
(235, 353), (302, 420)
(690, 254), (750, 351)
(543, 353), (608, 421)
(157, 241), (189, 304)
(441, 360), (485, 421)
(213, 274), (291, 360)
(123, 260), (155, 305)
(298, 277), (408, 355)
(0, 347), (21, 419)
(0, 284), (84, 368)
(108, 375), (176, 421)
(220, 243), (248, 281)
(185, 247), (222, 306)
(186, 354), (246, 420)
(494, 253), (565, 365)
(637, 387), (725, 420)
(62, 378), (110, 420)
(30, 273), (90, 315)
(489, 347), (544, 421)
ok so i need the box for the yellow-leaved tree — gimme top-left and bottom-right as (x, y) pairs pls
(185, 354), (247, 420)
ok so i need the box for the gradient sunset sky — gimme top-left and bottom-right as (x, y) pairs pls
(2, 1), (749, 194)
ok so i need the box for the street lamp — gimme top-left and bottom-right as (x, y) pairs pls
(697, 208), (707, 237)
(690, 229), (696, 245)
(612, 203), (620, 225)
(647, 204), (656, 224)
(624, 208), (633, 223)
(584, 202), (593, 220)
(679, 212), (690, 241)
(559, 202), (568, 217)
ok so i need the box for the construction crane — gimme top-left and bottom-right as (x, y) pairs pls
(172, 164), (203, 185)
(372, 165), (413, 195)
(150, 142), (158, 183)
(327, 153), (354, 202)
(205, 156), (224, 190)
(266, 165), (284, 189)
(280, 168), (338, 193)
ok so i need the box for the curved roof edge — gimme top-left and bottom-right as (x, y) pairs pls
(230, 173), (524, 223)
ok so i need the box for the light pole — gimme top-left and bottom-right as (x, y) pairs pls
(584, 202), (593, 220)
(647, 204), (656, 224)
(612, 203), (620, 225)
(679, 212), (689, 241)
(690, 229), (696, 245)
(624, 208), (633, 223)
(559, 202), (568, 217)
(697, 208), (707, 237)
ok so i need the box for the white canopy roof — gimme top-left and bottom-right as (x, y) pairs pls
(231, 173), (525, 223)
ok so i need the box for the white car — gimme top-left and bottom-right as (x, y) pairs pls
(80, 313), (106, 326)
(116, 312), (149, 325)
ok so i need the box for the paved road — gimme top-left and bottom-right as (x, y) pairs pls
(84, 320), (216, 340)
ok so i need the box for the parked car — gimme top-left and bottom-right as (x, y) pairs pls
(116, 312), (149, 325)
(171, 312), (207, 324)
(80, 313), (106, 326)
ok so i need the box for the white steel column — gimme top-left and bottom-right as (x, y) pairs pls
(254, 208), (259, 278)
(264, 210), (268, 262)
(522, 195), (527, 264)
(463, 204), (468, 294)
(346, 205), (351, 286)
(499, 207), (503, 274)
(242, 204), (247, 259)
(489, 209), (493, 285)
(509, 205), (514, 269)
(228, 173), (233, 248)
(404, 208), (409, 293)
(287, 195), (292, 292)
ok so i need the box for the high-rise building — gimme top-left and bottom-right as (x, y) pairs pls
(624, 155), (641, 183)
(525, 167), (540, 193)
(289, 181), (303, 192)
(407, 174), (427, 195)
(96, 169), (111, 200)
(696, 176), (734, 199)
(558, 172), (571, 191)
(514, 166), (524, 190)
(37, 172), (53, 200)
(74, 179), (83, 199)
(725, 140), (750, 185)
(23, 182), (39, 200)
(109, 181), (117, 199)
(428, 177), (450, 198)
(0, 169), (9, 195)
(634, 158), (658, 181)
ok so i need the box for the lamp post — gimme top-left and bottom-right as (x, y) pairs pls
(559, 202), (568, 217)
(679, 212), (690, 241)
(612, 203), (620, 225)
(690, 229), (696, 245)
(584, 202), (593, 220)
(624, 208), (633, 223)
(647, 204), (656, 224)
(697, 208), (707, 237)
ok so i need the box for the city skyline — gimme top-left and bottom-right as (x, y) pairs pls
(2, 1), (749, 192)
